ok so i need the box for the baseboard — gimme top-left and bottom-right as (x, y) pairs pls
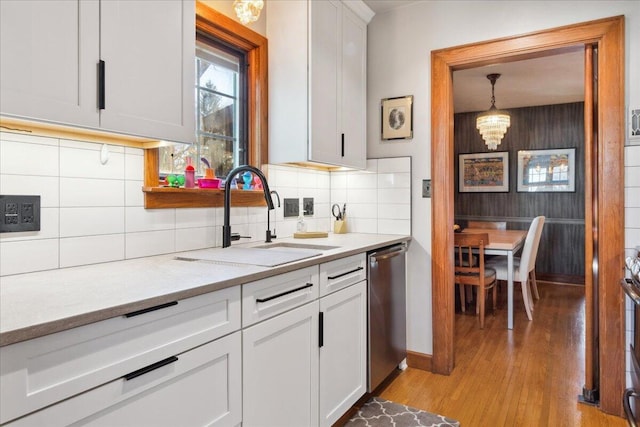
(407, 350), (432, 372)
(536, 273), (585, 285)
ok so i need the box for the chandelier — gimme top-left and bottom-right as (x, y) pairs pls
(233, 0), (264, 25)
(476, 73), (511, 151)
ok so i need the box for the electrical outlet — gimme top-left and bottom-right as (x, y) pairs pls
(283, 198), (299, 217)
(0, 195), (41, 232)
(422, 179), (431, 198)
(303, 198), (314, 216)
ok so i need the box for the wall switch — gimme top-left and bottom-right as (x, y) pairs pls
(303, 198), (314, 216)
(283, 198), (299, 217)
(422, 180), (431, 198)
(0, 195), (41, 232)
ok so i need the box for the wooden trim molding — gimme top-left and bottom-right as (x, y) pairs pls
(431, 16), (625, 416)
(406, 350), (433, 372)
(195, 1), (268, 167)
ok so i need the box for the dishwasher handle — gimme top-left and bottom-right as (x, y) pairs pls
(369, 244), (407, 267)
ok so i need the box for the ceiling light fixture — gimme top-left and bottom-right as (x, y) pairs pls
(476, 73), (511, 151)
(233, 0), (264, 25)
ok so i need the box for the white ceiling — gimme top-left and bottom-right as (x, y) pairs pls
(362, 1), (585, 113)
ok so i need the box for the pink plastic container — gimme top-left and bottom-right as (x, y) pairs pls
(198, 178), (221, 189)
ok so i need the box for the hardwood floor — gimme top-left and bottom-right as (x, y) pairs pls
(379, 282), (627, 426)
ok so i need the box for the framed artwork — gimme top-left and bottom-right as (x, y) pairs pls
(381, 95), (413, 140)
(517, 148), (576, 192)
(458, 151), (509, 193)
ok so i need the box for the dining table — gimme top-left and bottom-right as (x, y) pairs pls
(461, 228), (527, 329)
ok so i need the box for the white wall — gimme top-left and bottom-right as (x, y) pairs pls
(366, 1), (640, 356)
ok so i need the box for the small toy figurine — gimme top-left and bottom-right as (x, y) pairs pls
(253, 176), (263, 190)
(242, 171), (253, 190)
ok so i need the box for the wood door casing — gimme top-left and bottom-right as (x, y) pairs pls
(430, 16), (625, 416)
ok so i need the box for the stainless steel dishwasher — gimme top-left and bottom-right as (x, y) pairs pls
(367, 243), (407, 392)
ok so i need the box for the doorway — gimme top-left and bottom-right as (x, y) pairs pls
(430, 16), (625, 416)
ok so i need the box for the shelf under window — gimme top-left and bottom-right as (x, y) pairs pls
(142, 187), (267, 209)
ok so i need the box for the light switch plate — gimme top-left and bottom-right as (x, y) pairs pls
(422, 180), (431, 198)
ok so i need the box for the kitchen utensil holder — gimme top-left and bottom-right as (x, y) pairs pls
(334, 220), (347, 234)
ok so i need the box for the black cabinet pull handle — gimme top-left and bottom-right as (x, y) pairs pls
(319, 312), (324, 348)
(125, 301), (178, 318)
(98, 60), (105, 110)
(327, 266), (363, 280)
(124, 356), (178, 381)
(341, 133), (345, 157)
(256, 283), (314, 303)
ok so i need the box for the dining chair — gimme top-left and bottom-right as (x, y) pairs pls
(467, 220), (507, 230)
(486, 216), (545, 320)
(454, 232), (497, 328)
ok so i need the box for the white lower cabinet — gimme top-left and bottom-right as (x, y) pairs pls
(242, 263), (367, 427)
(7, 331), (242, 427)
(319, 280), (367, 427)
(242, 301), (320, 427)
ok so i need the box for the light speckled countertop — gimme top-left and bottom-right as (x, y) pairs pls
(0, 233), (409, 347)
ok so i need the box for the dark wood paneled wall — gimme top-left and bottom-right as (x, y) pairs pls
(454, 102), (585, 282)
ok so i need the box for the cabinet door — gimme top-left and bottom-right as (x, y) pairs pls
(339, 5), (367, 169)
(7, 332), (242, 427)
(309, 0), (340, 166)
(243, 302), (319, 427)
(319, 280), (367, 427)
(99, 0), (195, 144)
(0, 0), (100, 127)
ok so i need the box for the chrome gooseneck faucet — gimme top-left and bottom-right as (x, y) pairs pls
(266, 190), (281, 243)
(222, 165), (274, 248)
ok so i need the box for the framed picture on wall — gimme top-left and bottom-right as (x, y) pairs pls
(458, 152), (509, 193)
(517, 148), (576, 192)
(381, 95), (413, 140)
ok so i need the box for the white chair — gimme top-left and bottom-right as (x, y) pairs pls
(486, 216), (545, 320)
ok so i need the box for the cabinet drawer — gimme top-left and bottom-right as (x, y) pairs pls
(242, 266), (319, 327)
(0, 286), (241, 424)
(319, 253), (366, 296)
(7, 331), (242, 427)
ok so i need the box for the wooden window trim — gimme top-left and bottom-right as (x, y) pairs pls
(143, 1), (268, 209)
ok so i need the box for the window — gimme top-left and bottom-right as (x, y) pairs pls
(144, 3), (268, 208)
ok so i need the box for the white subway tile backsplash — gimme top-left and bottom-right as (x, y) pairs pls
(298, 170), (317, 188)
(60, 207), (125, 237)
(627, 187), (640, 208)
(378, 204), (410, 220)
(0, 175), (59, 207)
(60, 177), (125, 207)
(1, 139), (59, 176)
(626, 166), (640, 187)
(60, 234), (125, 268)
(125, 181), (145, 207)
(347, 173), (377, 189)
(626, 228), (640, 249)
(0, 239), (59, 276)
(59, 140), (124, 152)
(349, 218), (377, 233)
(626, 208), (640, 228)
(347, 188), (377, 204)
(365, 159), (378, 173)
(125, 207), (175, 233)
(331, 173), (347, 189)
(377, 157), (410, 173)
(347, 203), (377, 219)
(378, 188), (410, 205)
(60, 146), (125, 179)
(377, 172), (411, 189)
(176, 226), (216, 252)
(625, 145), (640, 166)
(125, 151), (144, 181)
(175, 208), (216, 229)
(0, 131), (58, 146)
(126, 230), (175, 258)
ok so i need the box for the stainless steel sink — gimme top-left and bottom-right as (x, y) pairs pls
(252, 242), (340, 251)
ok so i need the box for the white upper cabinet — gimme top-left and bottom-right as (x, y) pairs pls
(268, 0), (373, 169)
(0, 0), (100, 128)
(0, 0), (195, 144)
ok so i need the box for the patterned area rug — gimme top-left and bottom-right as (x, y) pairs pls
(345, 397), (460, 427)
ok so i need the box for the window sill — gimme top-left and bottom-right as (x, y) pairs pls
(142, 187), (267, 209)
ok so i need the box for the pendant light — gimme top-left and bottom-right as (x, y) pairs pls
(476, 73), (511, 151)
(233, 0), (264, 25)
